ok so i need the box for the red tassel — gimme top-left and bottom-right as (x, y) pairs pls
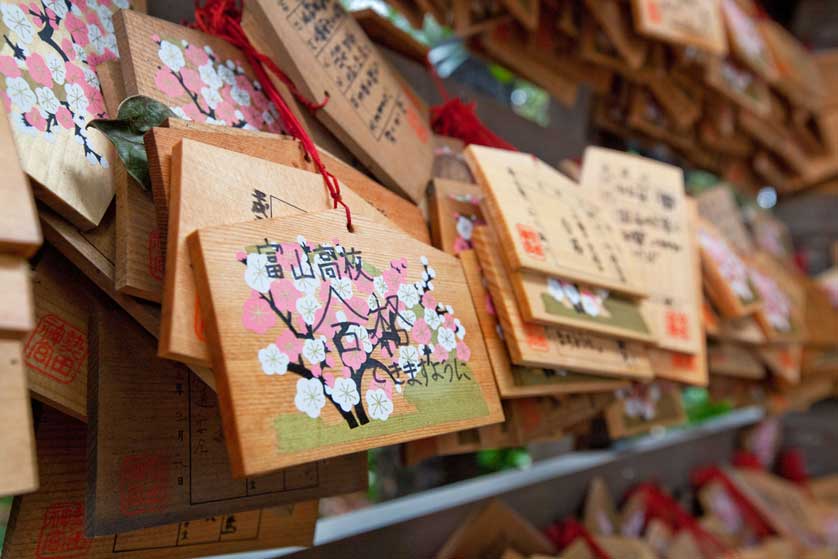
(192, 0), (352, 230)
(779, 449), (809, 487)
(692, 467), (774, 539)
(544, 519), (612, 559)
(733, 450), (764, 470)
(426, 57), (516, 150)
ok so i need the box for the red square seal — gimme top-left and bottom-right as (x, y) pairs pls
(516, 224), (545, 260)
(119, 453), (169, 516)
(36, 502), (91, 559)
(24, 314), (87, 384)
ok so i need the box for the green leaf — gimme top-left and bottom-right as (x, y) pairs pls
(87, 95), (176, 191)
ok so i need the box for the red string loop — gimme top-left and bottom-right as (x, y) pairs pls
(626, 483), (730, 558)
(545, 519), (612, 559)
(193, 0), (352, 230)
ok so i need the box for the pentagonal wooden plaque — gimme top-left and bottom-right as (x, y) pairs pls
(189, 210), (503, 476)
(629, 0), (728, 56)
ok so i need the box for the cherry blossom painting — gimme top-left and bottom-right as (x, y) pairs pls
(0, 0), (127, 166)
(151, 33), (283, 131)
(698, 227), (757, 305)
(236, 235), (487, 442)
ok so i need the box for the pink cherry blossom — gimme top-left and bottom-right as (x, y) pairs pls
(216, 100), (236, 123)
(443, 313), (456, 330)
(269, 278), (298, 313)
(412, 318), (431, 345)
(421, 292), (436, 310)
(236, 251), (246, 261)
(89, 49), (118, 67)
(151, 34), (161, 42)
(65, 62), (85, 85)
(55, 106), (73, 129)
(181, 102), (203, 121)
(340, 366), (352, 378)
(181, 67), (203, 93)
(0, 56), (21, 78)
(275, 329), (302, 361)
(340, 346), (366, 370)
(155, 67), (182, 98)
(65, 12), (89, 46)
(61, 38), (76, 60)
(456, 341), (471, 362)
(185, 43), (209, 66)
(85, 86), (106, 116)
(324, 372), (336, 389)
(27, 54), (52, 87)
(431, 343), (450, 364)
(242, 294), (276, 334)
(453, 236), (470, 254)
(310, 364), (322, 377)
(383, 268), (402, 295)
(25, 108), (46, 131)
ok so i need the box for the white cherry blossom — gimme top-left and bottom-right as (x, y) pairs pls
(396, 309), (415, 331)
(83, 67), (100, 90)
(330, 277), (352, 300)
(200, 86), (222, 110)
(2, 4), (34, 44)
(171, 106), (190, 120)
(397, 345), (420, 374)
(44, 0), (69, 18)
(373, 275), (387, 297)
(218, 64), (236, 85)
(302, 336), (326, 364)
(563, 283), (581, 306)
(436, 326), (457, 352)
(424, 307), (442, 331)
(88, 23), (107, 54)
(295, 377), (325, 418)
(6, 77), (35, 112)
(199, 61), (223, 89)
(296, 295), (321, 326)
(581, 293), (601, 317)
(347, 324), (372, 353)
(293, 274), (319, 295)
(397, 283), (419, 308)
(35, 87), (59, 114)
(547, 278), (565, 303)
(367, 293), (381, 313)
(95, 4), (114, 33)
(46, 54), (65, 85)
(456, 216), (473, 240)
(113, 0), (130, 8)
(244, 253), (271, 293)
(366, 388), (393, 421)
(258, 343), (289, 375)
(231, 85), (251, 106)
(159, 40), (185, 72)
(332, 377), (360, 412)
(64, 82), (88, 114)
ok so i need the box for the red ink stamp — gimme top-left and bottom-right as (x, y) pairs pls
(24, 314), (87, 384)
(523, 323), (548, 352)
(516, 224), (545, 260)
(647, 0), (662, 23)
(36, 502), (91, 559)
(147, 228), (164, 281)
(671, 352), (696, 369)
(119, 453), (168, 517)
(665, 310), (689, 340)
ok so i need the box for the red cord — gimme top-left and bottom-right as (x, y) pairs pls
(692, 467), (774, 539)
(545, 519), (612, 559)
(193, 0), (353, 230)
(626, 483), (730, 558)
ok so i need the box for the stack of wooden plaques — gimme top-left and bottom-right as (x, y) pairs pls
(380, 0), (838, 195)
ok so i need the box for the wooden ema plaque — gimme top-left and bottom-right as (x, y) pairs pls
(581, 147), (703, 357)
(708, 342), (764, 379)
(629, 0), (728, 56)
(464, 145), (646, 299)
(436, 500), (555, 559)
(87, 301), (366, 536)
(96, 59), (163, 304)
(189, 210), (504, 475)
(697, 219), (762, 319)
(696, 185), (755, 255)
(604, 381), (687, 439)
(721, 0), (779, 84)
(114, 10), (291, 136)
(461, 248), (629, 397)
(0, 340), (38, 498)
(160, 139), (401, 369)
(428, 179), (484, 256)
(758, 344), (802, 385)
(747, 252), (806, 343)
(0, 2), (149, 230)
(759, 20), (825, 113)
(243, 0), (434, 203)
(584, 0), (648, 72)
(24, 247), (95, 421)
(145, 121), (430, 252)
(0, 102), (41, 257)
(114, 161), (163, 303)
(0, 256), (34, 340)
(471, 226), (652, 382)
(3, 408), (317, 559)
